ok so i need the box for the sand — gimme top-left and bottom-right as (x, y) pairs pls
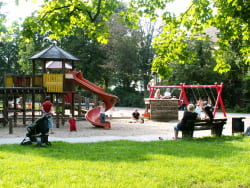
(0, 107), (249, 144)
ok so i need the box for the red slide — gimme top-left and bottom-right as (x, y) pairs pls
(66, 71), (119, 129)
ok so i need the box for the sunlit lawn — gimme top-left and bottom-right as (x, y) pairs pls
(0, 136), (249, 188)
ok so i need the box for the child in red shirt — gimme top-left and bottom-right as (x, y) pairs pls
(68, 116), (77, 131)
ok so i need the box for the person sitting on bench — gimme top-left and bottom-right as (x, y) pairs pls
(203, 104), (214, 120)
(174, 104), (199, 139)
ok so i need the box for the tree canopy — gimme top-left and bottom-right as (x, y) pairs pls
(21, 0), (120, 43)
(125, 0), (249, 77)
(1, 0), (249, 110)
(20, 0), (249, 78)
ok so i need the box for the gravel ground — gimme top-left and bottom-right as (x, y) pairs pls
(0, 107), (249, 145)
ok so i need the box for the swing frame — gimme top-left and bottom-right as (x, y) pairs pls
(147, 82), (226, 117)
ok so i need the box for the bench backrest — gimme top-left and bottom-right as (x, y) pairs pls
(185, 118), (227, 129)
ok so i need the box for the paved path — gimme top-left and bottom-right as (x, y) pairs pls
(0, 135), (173, 145)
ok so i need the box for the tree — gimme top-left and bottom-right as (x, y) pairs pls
(168, 39), (222, 85)
(136, 18), (156, 96)
(0, 1), (7, 43)
(0, 22), (22, 85)
(125, 0), (249, 77)
(18, 32), (52, 74)
(21, 0), (121, 43)
(60, 28), (107, 86)
(0, 2), (22, 85)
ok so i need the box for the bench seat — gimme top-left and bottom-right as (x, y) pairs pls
(182, 118), (227, 138)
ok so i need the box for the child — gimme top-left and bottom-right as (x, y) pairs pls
(129, 109), (144, 123)
(154, 89), (162, 99)
(68, 116), (77, 131)
(100, 101), (106, 123)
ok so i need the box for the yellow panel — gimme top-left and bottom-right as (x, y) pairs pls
(43, 74), (63, 93)
(6, 76), (13, 87)
(34, 76), (42, 86)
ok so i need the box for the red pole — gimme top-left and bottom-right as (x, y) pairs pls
(182, 83), (189, 106)
(178, 83), (184, 106)
(213, 82), (226, 118)
(218, 83), (227, 117)
(148, 84), (155, 98)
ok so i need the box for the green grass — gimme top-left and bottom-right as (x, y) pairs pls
(0, 136), (249, 188)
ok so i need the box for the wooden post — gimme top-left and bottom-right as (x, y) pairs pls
(71, 93), (75, 117)
(9, 118), (13, 134)
(32, 92), (35, 122)
(3, 92), (8, 127)
(56, 93), (60, 128)
(61, 93), (65, 126)
(13, 96), (17, 127)
(32, 60), (35, 87)
(22, 93), (26, 125)
(78, 94), (81, 118)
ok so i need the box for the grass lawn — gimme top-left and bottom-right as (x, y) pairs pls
(0, 136), (249, 188)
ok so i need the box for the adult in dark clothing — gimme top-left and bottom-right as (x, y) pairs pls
(203, 105), (214, 120)
(174, 104), (198, 139)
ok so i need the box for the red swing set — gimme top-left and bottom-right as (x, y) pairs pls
(147, 82), (226, 118)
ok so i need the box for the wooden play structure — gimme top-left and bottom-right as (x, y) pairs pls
(144, 83), (226, 121)
(144, 98), (179, 121)
(0, 43), (119, 131)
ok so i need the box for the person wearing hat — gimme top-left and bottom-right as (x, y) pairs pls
(42, 96), (54, 134)
(173, 104), (198, 139)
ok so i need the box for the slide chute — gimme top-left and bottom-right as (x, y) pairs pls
(66, 72), (119, 129)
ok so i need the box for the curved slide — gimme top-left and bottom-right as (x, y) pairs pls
(66, 71), (119, 129)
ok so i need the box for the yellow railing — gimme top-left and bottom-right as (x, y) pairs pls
(34, 76), (43, 86)
(43, 74), (63, 93)
(5, 76), (13, 87)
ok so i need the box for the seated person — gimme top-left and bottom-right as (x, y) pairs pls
(154, 89), (162, 99)
(195, 97), (203, 117)
(203, 105), (214, 120)
(162, 88), (171, 99)
(129, 109), (144, 123)
(174, 104), (199, 139)
(99, 101), (106, 123)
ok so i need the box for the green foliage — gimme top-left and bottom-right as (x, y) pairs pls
(18, 32), (52, 74)
(21, 0), (120, 43)
(167, 39), (223, 84)
(0, 22), (22, 85)
(104, 12), (155, 99)
(125, 0), (249, 77)
(0, 1), (7, 42)
(0, 137), (249, 187)
(112, 86), (145, 107)
(60, 28), (107, 86)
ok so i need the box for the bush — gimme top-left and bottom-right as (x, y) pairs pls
(111, 87), (145, 107)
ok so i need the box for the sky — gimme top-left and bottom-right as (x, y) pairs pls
(2, 0), (44, 26)
(2, 0), (191, 26)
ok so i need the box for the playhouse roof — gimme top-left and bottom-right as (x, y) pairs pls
(28, 43), (80, 61)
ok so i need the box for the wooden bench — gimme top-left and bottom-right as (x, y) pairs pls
(182, 118), (227, 138)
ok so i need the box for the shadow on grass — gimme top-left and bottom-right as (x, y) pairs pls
(0, 136), (248, 162)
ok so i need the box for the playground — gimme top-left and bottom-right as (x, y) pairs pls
(0, 107), (249, 144)
(0, 44), (248, 144)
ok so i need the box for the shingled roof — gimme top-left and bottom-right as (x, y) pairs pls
(28, 43), (80, 61)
